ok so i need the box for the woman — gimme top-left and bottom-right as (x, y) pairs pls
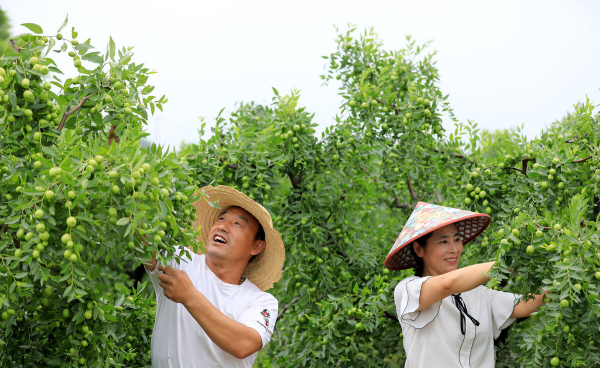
(384, 202), (546, 368)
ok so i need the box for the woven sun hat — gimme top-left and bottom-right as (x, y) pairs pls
(191, 185), (285, 291)
(384, 201), (490, 271)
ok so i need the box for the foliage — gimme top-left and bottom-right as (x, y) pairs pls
(2, 18), (600, 368)
(0, 6), (10, 41)
(0, 18), (201, 367)
(180, 26), (600, 368)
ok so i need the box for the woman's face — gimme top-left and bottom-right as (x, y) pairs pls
(413, 224), (463, 276)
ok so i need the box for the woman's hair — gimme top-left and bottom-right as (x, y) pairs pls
(409, 232), (433, 277)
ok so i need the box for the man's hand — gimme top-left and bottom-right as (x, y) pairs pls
(157, 265), (199, 306)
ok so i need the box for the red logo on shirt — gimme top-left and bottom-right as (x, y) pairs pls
(261, 309), (270, 327)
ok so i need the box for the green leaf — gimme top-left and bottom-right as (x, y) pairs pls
(82, 52), (103, 64)
(91, 267), (101, 279)
(45, 38), (56, 56)
(42, 146), (59, 158)
(63, 284), (73, 297)
(22, 190), (44, 196)
(109, 36), (116, 60)
(74, 43), (94, 52)
(8, 92), (16, 109)
(115, 294), (125, 307)
(116, 218), (130, 226)
(119, 53), (132, 66)
(21, 23), (43, 34)
(136, 203), (151, 211)
(57, 14), (69, 32)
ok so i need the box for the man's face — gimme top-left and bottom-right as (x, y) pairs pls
(206, 207), (264, 263)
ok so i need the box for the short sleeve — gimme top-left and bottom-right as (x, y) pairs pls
(486, 288), (520, 339)
(237, 292), (279, 349)
(394, 276), (442, 328)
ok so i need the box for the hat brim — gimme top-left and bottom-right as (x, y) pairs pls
(384, 213), (490, 271)
(191, 185), (285, 291)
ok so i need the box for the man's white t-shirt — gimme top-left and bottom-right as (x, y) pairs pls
(146, 246), (278, 368)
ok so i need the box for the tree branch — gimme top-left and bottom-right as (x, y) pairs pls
(275, 325), (283, 346)
(386, 203), (402, 221)
(277, 296), (300, 320)
(9, 39), (20, 53)
(434, 189), (443, 204)
(58, 92), (97, 131)
(359, 165), (407, 208)
(535, 223), (552, 230)
(218, 158), (238, 169)
(287, 167), (302, 190)
(433, 148), (471, 161)
(406, 175), (418, 201)
(503, 166), (528, 178)
(108, 124), (121, 146)
(572, 156), (592, 164)
(384, 311), (399, 322)
(521, 158), (532, 176)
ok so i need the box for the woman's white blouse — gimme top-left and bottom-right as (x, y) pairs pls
(394, 276), (520, 368)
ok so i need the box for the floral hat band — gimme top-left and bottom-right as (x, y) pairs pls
(384, 202), (490, 271)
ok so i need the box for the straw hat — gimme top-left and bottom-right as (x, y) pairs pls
(384, 201), (490, 270)
(191, 185), (285, 291)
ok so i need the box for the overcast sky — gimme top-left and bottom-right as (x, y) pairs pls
(4, 1), (600, 149)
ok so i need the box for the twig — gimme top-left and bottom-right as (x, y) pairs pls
(572, 156), (592, 164)
(384, 311), (399, 322)
(277, 296), (300, 320)
(434, 189), (443, 204)
(593, 195), (600, 222)
(218, 158), (238, 170)
(535, 223), (552, 230)
(108, 124), (120, 146)
(502, 166), (528, 178)
(57, 92), (97, 131)
(9, 39), (20, 53)
(521, 158), (532, 176)
(433, 148), (472, 161)
(359, 165), (407, 208)
(375, 98), (395, 109)
(287, 167), (302, 190)
(386, 203), (402, 221)
(275, 325), (282, 346)
(406, 175), (418, 201)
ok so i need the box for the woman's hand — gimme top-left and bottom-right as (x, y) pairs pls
(510, 290), (549, 318)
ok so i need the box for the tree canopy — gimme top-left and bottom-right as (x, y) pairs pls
(1, 19), (599, 368)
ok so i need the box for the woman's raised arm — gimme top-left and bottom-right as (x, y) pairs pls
(417, 261), (495, 311)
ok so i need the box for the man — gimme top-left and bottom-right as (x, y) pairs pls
(144, 185), (285, 367)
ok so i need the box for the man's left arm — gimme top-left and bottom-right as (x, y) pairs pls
(157, 265), (270, 359)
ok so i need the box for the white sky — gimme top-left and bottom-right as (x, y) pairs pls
(4, 0), (600, 149)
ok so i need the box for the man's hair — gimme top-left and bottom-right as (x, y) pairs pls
(225, 206), (265, 263)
